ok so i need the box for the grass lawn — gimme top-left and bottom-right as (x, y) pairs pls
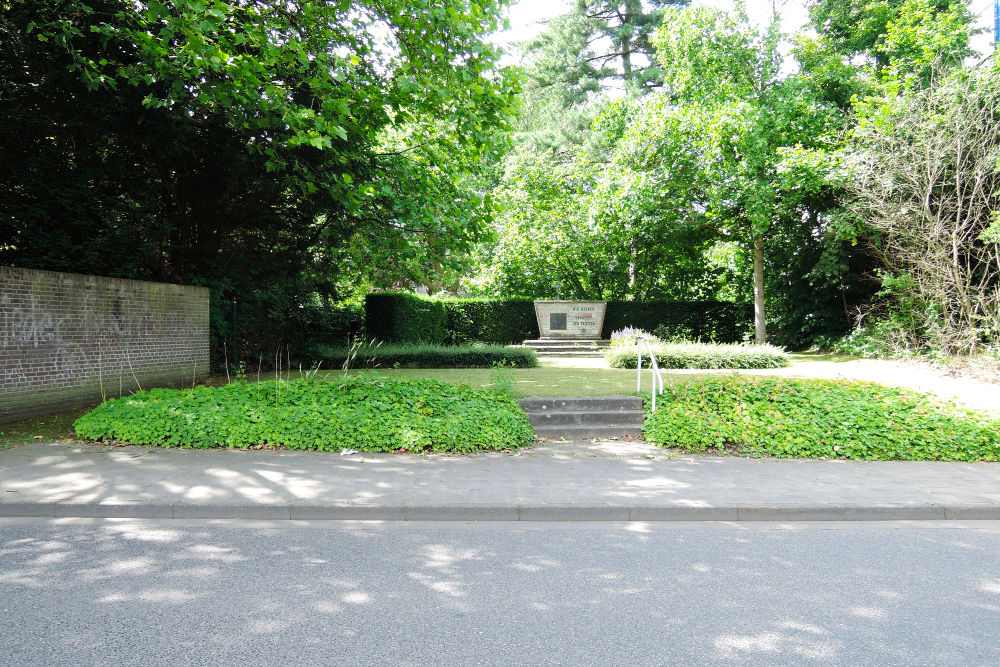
(321, 367), (669, 397)
(310, 352), (861, 397)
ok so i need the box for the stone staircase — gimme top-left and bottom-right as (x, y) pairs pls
(520, 338), (611, 358)
(517, 396), (645, 441)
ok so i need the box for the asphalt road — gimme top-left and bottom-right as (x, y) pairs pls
(2, 519), (999, 666)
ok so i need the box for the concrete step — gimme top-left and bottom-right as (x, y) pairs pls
(518, 396), (643, 412)
(534, 351), (608, 358)
(523, 339), (610, 347)
(519, 339), (612, 359)
(518, 395), (647, 440)
(531, 424), (645, 441)
(526, 409), (646, 427)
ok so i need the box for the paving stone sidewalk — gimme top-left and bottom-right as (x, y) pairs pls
(3, 439), (1000, 521)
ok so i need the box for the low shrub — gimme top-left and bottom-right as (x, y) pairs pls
(823, 320), (913, 359)
(643, 376), (1000, 461)
(606, 341), (789, 369)
(313, 342), (538, 368)
(74, 377), (535, 452)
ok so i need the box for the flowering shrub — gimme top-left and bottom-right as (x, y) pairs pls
(609, 327), (656, 348)
(606, 340), (789, 369)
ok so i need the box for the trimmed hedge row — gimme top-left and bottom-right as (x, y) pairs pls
(644, 376), (1000, 461)
(313, 342), (538, 368)
(605, 301), (752, 343)
(607, 341), (789, 369)
(364, 293), (447, 344)
(363, 293), (751, 346)
(74, 377), (535, 452)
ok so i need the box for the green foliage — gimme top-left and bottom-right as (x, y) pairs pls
(2, 0), (515, 363)
(603, 301), (751, 342)
(511, 1), (685, 154)
(805, 0), (975, 80)
(443, 298), (538, 344)
(607, 342), (788, 370)
(470, 143), (723, 302)
(487, 360), (517, 396)
(223, 299), (363, 368)
(74, 377), (534, 452)
(288, 304), (364, 359)
(643, 376), (1000, 461)
(823, 299), (945, 359)
(847, 64), (1000, 355)
(365, 294), (752, 346)
(312, 342), (538, 369)
(825, 324), (906, 359)
(650, 6), (847, 343)
(364, 293), (448, 344)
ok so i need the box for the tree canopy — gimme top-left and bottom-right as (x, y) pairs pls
(3, 0), (995, 358)
(1, 0), (515, 356)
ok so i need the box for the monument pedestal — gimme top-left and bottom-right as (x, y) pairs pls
(532, 300), (607, 340)
(522, 300), (608, 357)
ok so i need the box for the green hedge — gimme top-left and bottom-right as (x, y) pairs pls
(607, 341), (789, 369)
(74, 377), (534, 453)
(365, 293), (447, 344)
(363, 293), (750, 346)
(604, 301), (752, 342)
(643, 376), (1000, 461)
(313, 342), (538, 368)
(444, 298), (538, 344)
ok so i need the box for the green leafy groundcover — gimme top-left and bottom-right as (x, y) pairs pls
(74, 377), (534, 453)
(607, 341), (788, 369)
(644, 376), (1000, 461)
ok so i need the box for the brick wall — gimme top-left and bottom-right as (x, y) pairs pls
(0, 267), (210, 423)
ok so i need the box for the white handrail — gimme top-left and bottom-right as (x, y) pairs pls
(635, 337), (665, 412)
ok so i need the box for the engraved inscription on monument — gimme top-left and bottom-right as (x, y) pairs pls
(534, 300), (607, 339)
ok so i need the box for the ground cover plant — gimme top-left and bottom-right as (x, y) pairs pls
(605, 330), (789, 370)
(74, 377), (534, 453)
(313, 342), (538, 368)
(644, 376), (1000, 461)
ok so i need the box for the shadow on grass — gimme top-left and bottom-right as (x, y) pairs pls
(0, 408), (91, 451)
(788, 351), (862, 363)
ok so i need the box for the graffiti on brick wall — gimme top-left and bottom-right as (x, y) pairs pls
(0, 267), (210, 422)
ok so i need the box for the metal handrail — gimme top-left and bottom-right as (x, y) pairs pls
(635, 337), (665, 412)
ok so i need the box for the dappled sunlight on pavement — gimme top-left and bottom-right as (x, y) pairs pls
(8, 519), (1000, 663)
(4, 440), (1000, 515)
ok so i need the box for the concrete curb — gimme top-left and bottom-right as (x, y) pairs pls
(3, 502), (1000, 521)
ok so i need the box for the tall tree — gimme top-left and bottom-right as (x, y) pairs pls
(807, 0), (975, 74)
(512, 0), (686, 154)
(1, 0), (515, 357)
(651, 6), (842, 343)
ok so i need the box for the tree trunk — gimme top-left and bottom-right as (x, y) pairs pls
(753, 234), (767, 344)
(628, 234), (637, 292)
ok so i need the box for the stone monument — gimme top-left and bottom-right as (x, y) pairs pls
(532, 300), (607, 340)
